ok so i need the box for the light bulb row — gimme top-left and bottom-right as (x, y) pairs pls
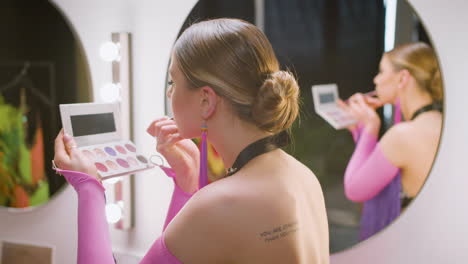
(100, 41), (121, 62)
(99, 41), (122, 102)
(100, 39), (125, 224)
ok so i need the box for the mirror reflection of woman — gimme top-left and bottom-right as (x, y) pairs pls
(53, 18), (330, 263)
(338, 42), (443, 240)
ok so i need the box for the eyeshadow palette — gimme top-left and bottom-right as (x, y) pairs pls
(311, 83), (357, 130)
(60, 102), (154, 179)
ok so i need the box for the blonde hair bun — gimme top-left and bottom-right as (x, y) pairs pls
(251, 70), (300, 134)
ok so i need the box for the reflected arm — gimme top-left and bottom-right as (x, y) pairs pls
(350, 122), (365, 143)
(344, 130), (399, 202)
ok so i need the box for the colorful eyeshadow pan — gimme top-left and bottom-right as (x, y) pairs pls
(105, 160), (119, 170)
(95, 162), (108, 172)
(137, 155), (148, 164)
(61, 103), (155, 180)
(127, 157), (138, 166)
(94, 148), (107, 158)
(115, 145), (127, 154)
(105, 147), (117, 156)
(125, 143), (136, 152)
(81, 141), (154, 178)
(84, 142), (153, 178)
(116, 158), (130, 168)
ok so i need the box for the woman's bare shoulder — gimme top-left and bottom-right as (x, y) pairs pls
(379, 122), (417, 167)
(163, 178), (247, 262)
(164, 154), (322, 262)
(191, 177), (243, 210)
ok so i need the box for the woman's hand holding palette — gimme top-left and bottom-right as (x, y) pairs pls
(60, 103), (155, 180)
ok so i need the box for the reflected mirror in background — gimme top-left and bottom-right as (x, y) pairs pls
(166, 0), (442, 253)
(0, 0), (92, 209)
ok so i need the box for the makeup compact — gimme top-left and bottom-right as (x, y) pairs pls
(311, 83), (357, 130)
(60, 102), (155, 179)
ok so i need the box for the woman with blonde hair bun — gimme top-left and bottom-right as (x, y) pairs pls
(53, 18), (330, 263)
(339, 42), (443, 240)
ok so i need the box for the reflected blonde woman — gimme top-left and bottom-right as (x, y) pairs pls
(339, 42), (443, 240)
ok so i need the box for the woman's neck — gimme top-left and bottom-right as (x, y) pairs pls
(400, 87), (434, 121)
(207, 118), (271, 170)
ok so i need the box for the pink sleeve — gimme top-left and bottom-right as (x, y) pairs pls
(57, 169), (115, 264)
(140, 233), (182, 264)
(159, 166), (195, 231)
(350, 122), (365, 142)
(344, 130), (400, 202)
(56, 166), (193, 264)
(139, 167), (193, 264)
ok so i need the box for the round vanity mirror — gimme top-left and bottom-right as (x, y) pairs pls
(0, 0), (92, 210)
(276, 0), (443, 253)
(167, 0), (443, 254)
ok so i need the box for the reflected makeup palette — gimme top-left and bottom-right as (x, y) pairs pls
(60, 102), (154, 179)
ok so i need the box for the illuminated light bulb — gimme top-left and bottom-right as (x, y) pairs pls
(105, 203), (122, 223)
(100, 83), (121, 102)
(99, 41), (120, 62)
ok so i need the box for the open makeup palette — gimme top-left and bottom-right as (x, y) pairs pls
(60, 102), (155, 179)
(311, 83), (357, 130)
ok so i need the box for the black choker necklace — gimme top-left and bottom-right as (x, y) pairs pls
(410, 101), (443, 121)
(226, 131), (290, 176)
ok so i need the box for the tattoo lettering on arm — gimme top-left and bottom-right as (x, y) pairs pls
(259, 221), (299, 243)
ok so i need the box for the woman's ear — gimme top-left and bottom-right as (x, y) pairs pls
(200, 86), (218, 119)
(398, 69), (410, 89)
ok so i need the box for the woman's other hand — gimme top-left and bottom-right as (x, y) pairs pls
(348, 93), (382, 135)
(363, 94), (384, 110)
(54, 129), (100, 180)
(147, 117), (200, 193)
(339, 93), (383, 136)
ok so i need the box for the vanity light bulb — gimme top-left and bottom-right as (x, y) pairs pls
(99, 41), (120, 62)
(105, 203), (122, 224)
(100, 83), (121, 102)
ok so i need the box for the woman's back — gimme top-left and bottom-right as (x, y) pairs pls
(165, 149), (329, 264)
(397, 111), (442, 197)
